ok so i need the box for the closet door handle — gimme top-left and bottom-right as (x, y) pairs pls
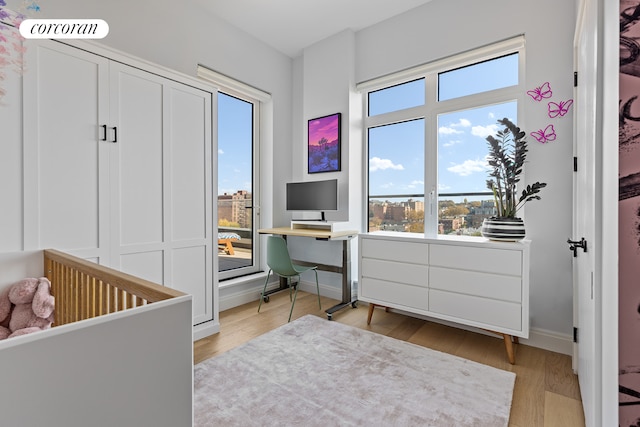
(100, 124), (107, 141)
(111, 126), (118, 143)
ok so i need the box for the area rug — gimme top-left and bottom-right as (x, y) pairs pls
(194, 315), (515, 426)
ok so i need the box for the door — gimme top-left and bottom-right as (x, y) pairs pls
(110, 62), (214, 326)
(23, 40), (110, 262)
(573, 0), (598, 424)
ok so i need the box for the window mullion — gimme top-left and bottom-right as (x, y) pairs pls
(425, 74), (439, 237)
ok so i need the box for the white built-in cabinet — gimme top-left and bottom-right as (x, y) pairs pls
(21, 40), (218, 337)
(359, 232), (530, 363)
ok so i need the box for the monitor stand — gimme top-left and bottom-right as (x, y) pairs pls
(292, 212), (327, 222)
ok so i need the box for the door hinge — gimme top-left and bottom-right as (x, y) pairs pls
(573, 156), (578, 172)
(574, 71), (578, 87)
(573, 327), (578, 343)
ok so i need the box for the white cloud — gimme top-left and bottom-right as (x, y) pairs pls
(439, 118), (471, 136)
(442, 139), (462, 148)
(471, 124), (499, 138)
(438, 126), (463, 135)
(447, 159), (488, 177)
(219, 149), (224, 155)
(369, 157), (404, 172)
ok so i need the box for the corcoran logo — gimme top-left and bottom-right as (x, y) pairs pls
(19, 19), (109, 39)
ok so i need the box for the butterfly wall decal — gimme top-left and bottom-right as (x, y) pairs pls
(527, 82), (553, 102)
(548, 99), (573, 118)
(530, 124), (557, 143)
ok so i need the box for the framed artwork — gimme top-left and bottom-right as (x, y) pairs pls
(308, 112), (341, 173)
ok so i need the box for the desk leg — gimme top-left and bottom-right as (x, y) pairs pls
(325, 239), (357, 320)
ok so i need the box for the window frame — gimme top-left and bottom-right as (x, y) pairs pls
(197, 65), (270, 280)
(359, 36), (526, 238)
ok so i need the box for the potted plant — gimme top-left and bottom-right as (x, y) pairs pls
(481, 118), (547, 241)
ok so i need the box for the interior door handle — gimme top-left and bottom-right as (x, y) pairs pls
(567, 237), (587, 257)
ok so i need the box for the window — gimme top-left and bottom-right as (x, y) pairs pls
(360, 37), (524, 237)
(217, 92), (258, 278)
(197, 65), (270, 281)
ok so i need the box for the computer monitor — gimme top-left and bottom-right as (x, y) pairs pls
(286, 179), (338, 221)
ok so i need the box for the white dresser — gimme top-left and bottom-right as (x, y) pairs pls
(358, 232), (530, 363)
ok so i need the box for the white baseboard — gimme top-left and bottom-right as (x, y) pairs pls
(219, 278), (342, 312)
(296, 280), (343, 301)
(388, 306), (573, 356)
(218, 281), (573, 356)
(520, 327), (573, 356)
(193, 320), (220, 341)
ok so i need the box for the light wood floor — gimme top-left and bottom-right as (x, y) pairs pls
(194, 291), (585, 427)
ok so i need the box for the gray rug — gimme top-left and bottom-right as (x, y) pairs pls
(194, 315), (515, 426)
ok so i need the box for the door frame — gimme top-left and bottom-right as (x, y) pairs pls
(573, 0), (619, 425)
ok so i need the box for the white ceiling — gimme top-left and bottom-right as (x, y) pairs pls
(200, 0), (434, 58)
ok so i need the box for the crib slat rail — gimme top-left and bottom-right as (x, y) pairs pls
(44, 249), (186, 327)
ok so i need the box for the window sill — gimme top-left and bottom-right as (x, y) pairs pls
(218, 271), (268, 289)
(366, 230), (530, 245)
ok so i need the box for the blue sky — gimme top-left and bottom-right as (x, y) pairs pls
(218, 93), (253, 195)
(218, 54), (518, 201)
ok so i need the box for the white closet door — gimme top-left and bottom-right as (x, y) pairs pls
(110, 62), (214, 325)
(109, 62), (165, 282)
(166, 83), (213, 325)
(0, 23), (25, 253)
(23, 41), (110, 262)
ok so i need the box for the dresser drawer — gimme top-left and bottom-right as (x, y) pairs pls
(360, 277), (428, 311)
(429, 267), (521, 303)
(429, 289), (522, 333)
(361, 258), (428, 287)
(361, 238), (428, 265)
(429, 244), (522, 276)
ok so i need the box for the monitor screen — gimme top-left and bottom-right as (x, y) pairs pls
(286, 179), (338, 212)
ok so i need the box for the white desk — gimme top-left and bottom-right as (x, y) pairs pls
(258, 226), (358, 319)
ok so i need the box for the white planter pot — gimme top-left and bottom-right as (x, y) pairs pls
(481, 217), (526, 241)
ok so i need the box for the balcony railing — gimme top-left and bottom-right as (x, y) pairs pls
(368, 191), (496, 235)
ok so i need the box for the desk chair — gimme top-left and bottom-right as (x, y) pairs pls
(258, 236), (321, 322)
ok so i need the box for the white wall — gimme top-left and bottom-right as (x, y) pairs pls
(291, 0), (577, 339)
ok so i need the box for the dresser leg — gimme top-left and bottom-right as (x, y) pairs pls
(367, 304), (375, 325)
(502, 334), (516, 365)
(366, 303), (390, 325)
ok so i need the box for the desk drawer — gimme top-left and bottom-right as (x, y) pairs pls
(360, 277), (428, 311)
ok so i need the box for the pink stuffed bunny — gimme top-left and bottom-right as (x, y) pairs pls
(0, 277), (55, 340)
